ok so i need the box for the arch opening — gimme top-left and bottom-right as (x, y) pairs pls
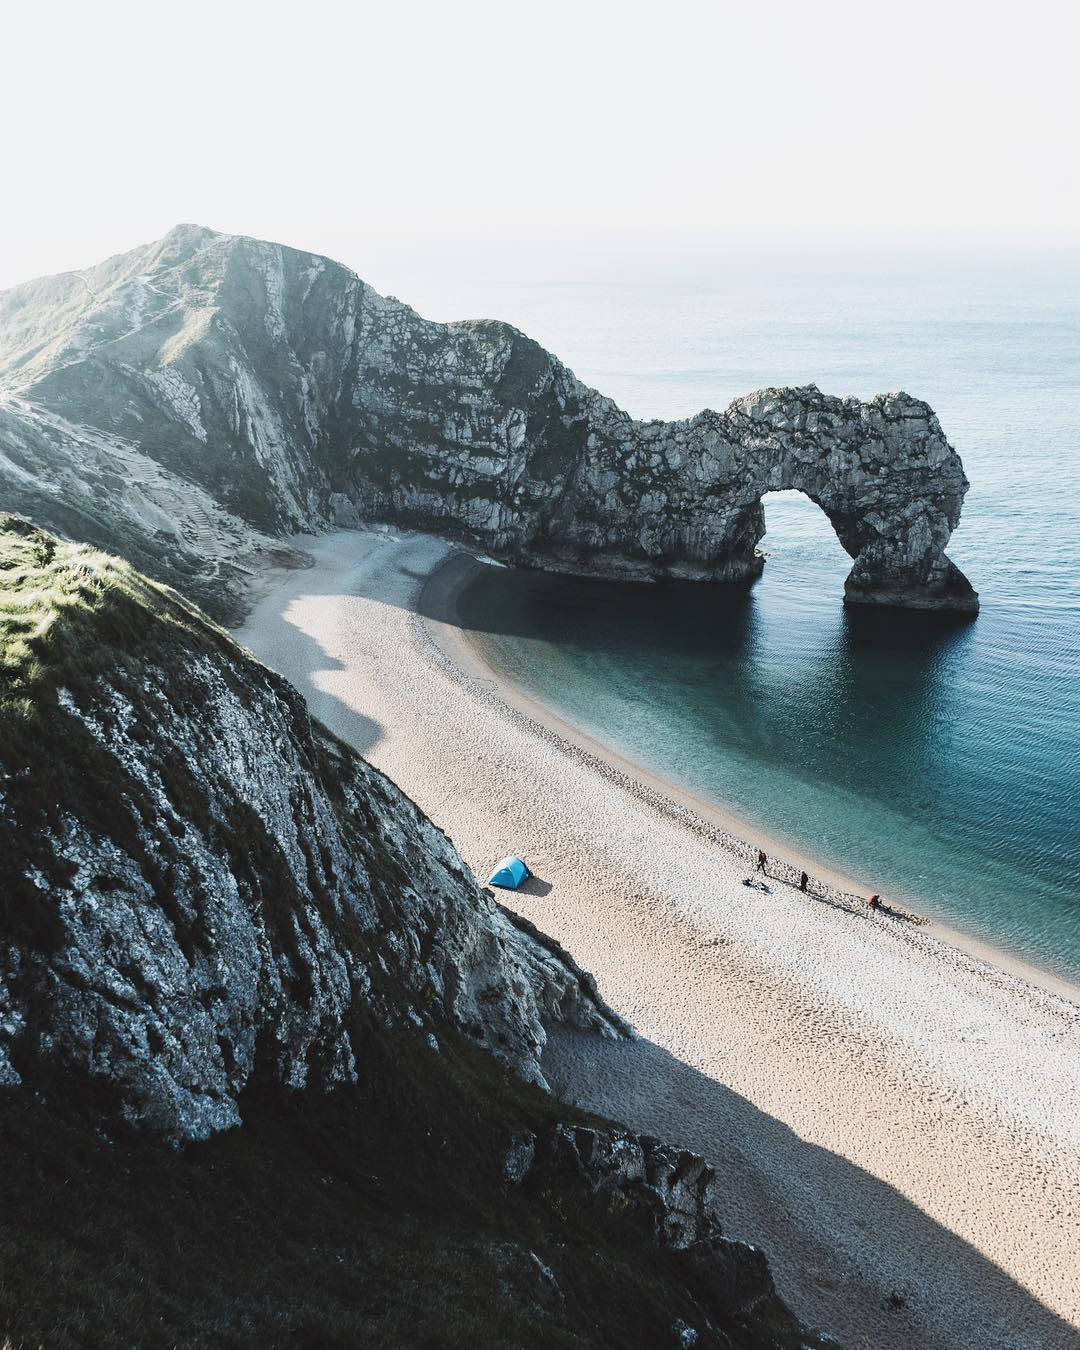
(757, 489), (852, 585)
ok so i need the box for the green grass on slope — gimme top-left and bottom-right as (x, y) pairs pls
(0, 514), (243, 950)
(0, 512), (233, 688)
(0, 478), (246, 624)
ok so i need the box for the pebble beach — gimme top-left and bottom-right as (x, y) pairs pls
(236, 527), (1080, 1350)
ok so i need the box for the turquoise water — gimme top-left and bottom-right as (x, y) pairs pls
(405, 248), (1080, 984)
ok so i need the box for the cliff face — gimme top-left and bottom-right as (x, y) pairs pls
(0, 224), (977, 612)
(0, 516), (622, 1140)
(0, 517), (827, 1349)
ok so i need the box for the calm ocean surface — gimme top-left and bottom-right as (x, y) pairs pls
(393, 247), (1080, 983)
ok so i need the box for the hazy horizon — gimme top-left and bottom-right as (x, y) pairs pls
(4, 224), (1079, 322)
(5, 0), (1077, 291)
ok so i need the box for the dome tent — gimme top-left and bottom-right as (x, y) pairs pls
(487, 856), (530, 890)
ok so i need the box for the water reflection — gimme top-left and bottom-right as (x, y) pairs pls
(459, 536), (1080, 980)
(463, 566), (975, 789)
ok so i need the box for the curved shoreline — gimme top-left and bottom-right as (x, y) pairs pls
(235, 527), (1080, 1348)
(419, 547), (1080, 1006)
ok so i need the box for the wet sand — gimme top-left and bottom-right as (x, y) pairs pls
(236, 527), (1080, 1349)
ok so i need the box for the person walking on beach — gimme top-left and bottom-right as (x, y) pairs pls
(756, 849), (767, 875)
(868, 893), (880, 911)
(800, 870), (809, 892)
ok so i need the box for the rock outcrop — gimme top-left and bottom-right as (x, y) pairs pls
(0, 224), (977, 612)
(0, 517), (624, 1140)
(0, 517), (827, 1348)
(516, 1125), (721, 1250)
(507, 1124), (831, 1348)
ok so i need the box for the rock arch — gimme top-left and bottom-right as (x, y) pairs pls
(1, 228), (976, 613)
(512, 383), (979, 613)
(338, 314), (978, 613)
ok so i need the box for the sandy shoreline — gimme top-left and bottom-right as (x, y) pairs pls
(236, 527), (1080, 1349)
(427, 551), (1080, 1006)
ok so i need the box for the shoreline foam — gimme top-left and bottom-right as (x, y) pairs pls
(236, 527), (1080, 1349)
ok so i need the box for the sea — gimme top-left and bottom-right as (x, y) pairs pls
(376, 242), (1080, 985)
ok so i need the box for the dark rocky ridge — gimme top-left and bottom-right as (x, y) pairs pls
(0, 224), (976, 613)
(0, 517), (828, 1348)
(0, 516), (624, 1138)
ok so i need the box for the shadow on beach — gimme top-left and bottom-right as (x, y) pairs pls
(233, 536), (1078, 1349)
(235, 587), (383, 757)
(518, 873), (553, 897)
(543, 1029), (1079, 1350)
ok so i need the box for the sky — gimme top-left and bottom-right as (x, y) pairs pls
(2, 0), (1078, 291)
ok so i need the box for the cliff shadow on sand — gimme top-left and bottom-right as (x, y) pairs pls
(543, 1030), (1080, 1350)
(233, 534), (1077, 1350)
(236, 563), (384, 757)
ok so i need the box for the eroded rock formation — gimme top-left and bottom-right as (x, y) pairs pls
(0, 225), (977, 613)
(0, 518), (625, 1140)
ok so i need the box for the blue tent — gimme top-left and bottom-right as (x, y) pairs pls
(488, 855), (530, 890)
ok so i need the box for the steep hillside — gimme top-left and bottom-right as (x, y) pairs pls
(0, 517), (826, 1348)
(0, 515), (622, 1135)
(0, 398), (286, 623)
(0, 225), (976, 610)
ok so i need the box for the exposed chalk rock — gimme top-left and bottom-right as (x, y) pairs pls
(0, 225), (977, 612)
(533, 1124), (719, 1250)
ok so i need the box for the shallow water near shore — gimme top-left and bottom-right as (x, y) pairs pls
(433, 247), (1080, 984)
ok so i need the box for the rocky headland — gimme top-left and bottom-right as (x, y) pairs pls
(0, 225), (1001, 1347)
(0, 224), (976, 616)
